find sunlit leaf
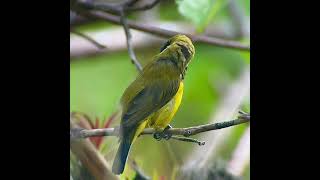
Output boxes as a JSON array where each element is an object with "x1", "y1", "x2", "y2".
[{"x1": 176, "y1": 0, "x2": 227, "y2": 32}]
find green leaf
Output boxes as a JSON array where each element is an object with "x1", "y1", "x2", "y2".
[{"x1": 176, "y1": 0, "x2": 227, "y2": 32}]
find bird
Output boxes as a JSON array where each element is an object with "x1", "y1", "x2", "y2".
[{"x1": 112, "y1": 34, "x2": 195, "y2": 175}]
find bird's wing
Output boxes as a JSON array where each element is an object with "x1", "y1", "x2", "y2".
[{"x1": 121, "y1": 61, "x2": 181, "y2": 129}]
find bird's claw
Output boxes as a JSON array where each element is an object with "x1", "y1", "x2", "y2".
[
  {"x1": 153, "y1": 125, "x2": 173, "y2": 141},
  {"x1": 163, "y1": 132, "x2": 172, "y2": 140},
  {"x1": 153, "y1": 132, "x2": 163, "y2": 141}
]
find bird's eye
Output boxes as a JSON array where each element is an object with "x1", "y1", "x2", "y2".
[{"x1": 160, "y1": 41, "x2": 170, "y2": 52}]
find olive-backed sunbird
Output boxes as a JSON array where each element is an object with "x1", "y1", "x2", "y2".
[{"x1": 112, "y1": 34, "x2": 195, "y2": 175}]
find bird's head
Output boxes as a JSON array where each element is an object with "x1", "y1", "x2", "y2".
[{"x1": 159, "y1": 34, "x2": 195, "y2": 68}]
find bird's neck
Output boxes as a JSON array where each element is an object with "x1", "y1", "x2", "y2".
[{"x1": 157, "y1": 48, "x2": 189, "y2": 80}]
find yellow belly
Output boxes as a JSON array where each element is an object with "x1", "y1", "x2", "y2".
[
  {"x1": 133, "y1": 82, "x2": 184, "y2": 139},
  {"x1": 147, "y1": 82, "x2": 184, "y2": 130}
]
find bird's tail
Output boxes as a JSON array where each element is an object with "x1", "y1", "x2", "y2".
[{"x1": 112, "y1": 133, "x2": 133, "y2": 175}]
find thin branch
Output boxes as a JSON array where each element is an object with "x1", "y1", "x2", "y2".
[
  {"x1": 125, "y1": 0, "x2": 161, "y2": 11},
  {"x1": 75, "y1": 0, "x2": 159, "y2": 14},
  {"x1": 73, "y1": 1, "x2": 144, "y2": 71},
  {"x1": 119, "y1": 10, "x2": 143, "y2": 72},
  {"x1": 121, "y1": 0, "x2": 140, "y2": 7},
  {"x1": 77, "y1": 1, "x2": 121, "y2": 14},
  {"x1": 74, "y1": 10, "x2": 250, "y2": 51},
  {"x1": 170, "y1": 136, "x2": 205, "y2": 146},
  {"x1": 70, "y1": 112, "x2": 250, "y2": 140},
  {"x1": 70, "y1": 29, "x2": 107, "y2": 49}
]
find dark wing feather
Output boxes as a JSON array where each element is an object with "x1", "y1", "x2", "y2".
[{"x1": 121, "y1": 77, "x2": 180, "y2": 129}]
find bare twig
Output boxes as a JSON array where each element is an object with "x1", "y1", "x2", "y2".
[
  {"x1": 171, "y1": 136, "x2": 205, "y2": 146},
  {"x1": 77, "y1": 1, "x2": 121, "y2": 14},
  {"x1": 74, "y1": 10, "x2": 250, "y2": 51},
  {"x1": 70, "y1": 20, "x2": 247, "y2": 58},
  {"x1": 70, "y1": 29, "x2": 107, "y2": 49},
  {"x1": 73, "y1": 0, "x2": 144, "y2": 71},
  {"x1": 120, "y1": 0, "x2": 140, "y2": 7},
  {"x1": 119, "y1": 10, "x2": 143, "y2": 71},
  {"x1": 70, "y1": 112, "x2": 249, "y2": 140},
  {"x1": 75, "y1": 0, "x2": 160, "y2": 14},
  {"x1": 125, "y1": 0, "x2": 161, "y2": 11}
]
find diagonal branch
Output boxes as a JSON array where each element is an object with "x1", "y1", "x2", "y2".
[
  {"x1": 118, "y1": 0, "x2": 140, "y2": 7},
  {"x1": 119, "y1": 10, "x2": 143, "y2": 72},
  {"x1": 70, "y1": 28, "x2": 107, "y2": 49},
  {"x1": 73, "y1": 0, "x2": 144, "y2": 71},
  {"x1": 125, "y1": 0, "x2": 161, "y2": 11},
  {"x1": 74, "y1": 10, "x2": 250, "y2": 51},
  {"x1": 75, "y1": 0, "x2": 160, "y2": 14}
]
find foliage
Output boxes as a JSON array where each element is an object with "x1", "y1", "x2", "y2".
[{"x1": 176, "y1": 0, "x2": 227, "y2": 32}]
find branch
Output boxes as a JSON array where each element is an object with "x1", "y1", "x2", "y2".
[
  {"x1": 181, "y1": 68, "x2": 250, "y2": 174},
  {"x1": 76, "y1": 1, "x2": 121, "y2": 14},
  {"x1": 125, "y1": 0, "x2": 161, "y2": 11},
  {"x1": 70, "y1": 112, "x2": 250, "y2": 142},
  {"x1": 170, "y1": 136, "x2": 206, "y2": 146},
  {"x1": 77, "y1": 0, "x2": 160, "y2": 13},
  {"x1": 121, "y1": 0, "x2": 140, "y2": 7},
  {"x1": 73, "y1": 0, "x2": 144, "y2": 71},
  {"x1": 74, "y1": 10, "x2": 250, "y2": 51},
  {"x1": 70, "y1": 28, "x2": 107, "y2": 49},
  {"x1": 119, "y1": 10, "x2": 143, "y2": 71}
]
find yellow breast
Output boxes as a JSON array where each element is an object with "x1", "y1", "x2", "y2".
[
  {"x1": 133, "y1": 82, "x2": 184, "y2": 140},
  {"x1": 146, "y1": 82, "x2": 184, "y2": 130}
]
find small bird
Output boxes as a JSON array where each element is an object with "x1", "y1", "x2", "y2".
[{"x1": 112, "y1": 34, "x2": 195, "y2": 175}]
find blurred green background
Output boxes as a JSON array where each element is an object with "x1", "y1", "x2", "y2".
[{"x1": 71, "y1": 0, "x2": 250, "y2": 179}]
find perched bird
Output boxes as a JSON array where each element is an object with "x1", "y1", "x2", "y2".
[{"x1": 112, "y1": 34, "x2": 195, "y2": 175}]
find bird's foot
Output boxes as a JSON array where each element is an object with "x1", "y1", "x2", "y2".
[
  {"x1": 153, "y1": 124, "x2": 173, "y2": 141},
  {"x1": 153, "y1": 131, "x2": 163, "y2": 141},
  {"x1": 163, "y1": 124, "x2": 172, "y2": 140}
]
